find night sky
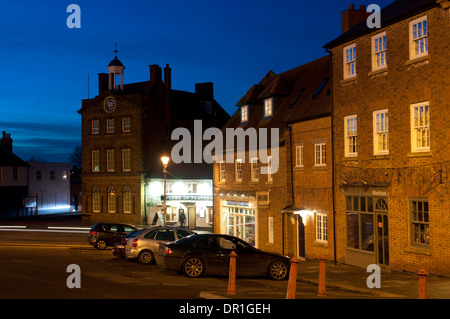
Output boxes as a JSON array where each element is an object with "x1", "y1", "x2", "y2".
[{"x1": 0, "y1": 0, "x2": 394, "y2": 163}]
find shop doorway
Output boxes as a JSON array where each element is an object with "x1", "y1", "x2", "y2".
[
  {"x1": 188, "y1": 206, "x2": 196, "y2": 230},
  {"x1": 374, "y1": 198, "x2": 389, "y2": 269},
  {"x1": 297, "y1": 215, "x2": 305, "y2": 259}
]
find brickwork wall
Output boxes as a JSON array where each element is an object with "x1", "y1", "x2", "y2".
[
  {"x1": 330, "y1": 6, "x2": 450, "y2": 275},
  {"x1": 291, "y1": 116, "x2": 334, "y2": 261}
]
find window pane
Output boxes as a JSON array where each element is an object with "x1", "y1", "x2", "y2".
[
  {"x1": 347, "y1": 213, "x2": 359, "y2": 249},
  {"x1": 361, "y1": 214, "x2": 374, "y2": 252}
]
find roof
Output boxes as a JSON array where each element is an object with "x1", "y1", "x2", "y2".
[
  {"x1": 0, "y1": 148, "x2": 28, "y2": 167},
  {"x1": 324, "y1": 0, "x2": 438, "y2": 49},
  {"x1": 108, "y1": 57, "x2": 125, "y2": 67},
  {"x1": 220, "y1": 55, "x2": 331, "y2": 151}
]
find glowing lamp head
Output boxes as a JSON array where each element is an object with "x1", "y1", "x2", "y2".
[{"x1": 161, "y1": 156, "x2": 170, "y2": 167}]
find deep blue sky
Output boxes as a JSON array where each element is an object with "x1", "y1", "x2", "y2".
[{"x1": 0, "y1": 0, "x2": 394, "y2": 163}]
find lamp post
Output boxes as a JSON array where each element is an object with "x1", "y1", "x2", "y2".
[{"x1": 161, "y1": 156, "x2": 170, "y2": 227}]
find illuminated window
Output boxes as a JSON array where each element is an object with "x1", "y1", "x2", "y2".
[
  {"x1": 123, "y1": 187, "x2": 132, "y2": 213},
  {"x1": 251, "y1": 158, "x2": 259, "y2": 182},
  {"x1": 373, "y1": 109, "x2": 389, "y2": 155},
  {"x1": 264, "y1": 98, "x2": 273, "y2": 117},
  {"x1": 235, "y1": 159, "x2": 242, "y2": 182},
  {"x1": 314, "y1": 143, "x2": 326, "y2": 166},
  {"x1": 409, "y1": 16, "x2": 428, "y2": 60},
  {"x1": 107, "y1": 187, "x2": 116, "y2": 213},
  {"x1": 92, "y1": 187, "x2": 100, "y2": 213},
  {"x1": 107, "y1": 149, "x2": 115, "y2": 172},
  {"x1": 295, "y1": 145, "x2": 304, "y2": 168},
  {"x1": 92, "y1": 120, "x2": 100, "y2": 134},
  {"x1": 316, "y1": 213, "x2": 328, "y2": 242},
  {"x1": 410, "y1": 198, "x2": 429, "y2": 248},
  {"x1": 107, "y1": 119, "x2": 115, "y2": 134},
  {"x1": 122, "y1": 118, "x2": 131, "y2": 133},
  {"x1": 92, "y1": 150, "x2": 100, "y2": 172},
  {"x1": 219, "y1": 161, "x2": 226, "y2": 182},
  {"x1": 411, "y1": 102, "x2": 430, "y2": 152},
  {"x1": 372, "y1": 32, "x2": 387, "y2": 70},
  {"x1": 344, "y1": 115, "x2": 357, "y2": 157},
  {"x1": 122, "y1": 149, "x2": 131, "y2": 172},
  {"x1": 343, "y1": 43, "x2": 357, "y2": 79},
  {"x1": 241, "y1": 105, "x2": 248, "y2": 123}
]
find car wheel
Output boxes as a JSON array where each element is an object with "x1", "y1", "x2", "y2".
[
  {"x1": 138, "y1": 250, "x2": 154, "y2": 265},
  {"x1": 95, "y1": 239, "x2": 107, "y2": 250},
  {"x1": 267, "y1": 260, "x2": 288, "y2": 280},
  {"x1": 182, "y1": 257, "x2": 204, "y2": 278}
]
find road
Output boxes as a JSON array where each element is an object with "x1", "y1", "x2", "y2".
[{"x1": 0, "y1": 229, "x2": 295, "y2": 299}]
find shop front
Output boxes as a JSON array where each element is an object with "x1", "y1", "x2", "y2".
[
  {"x1": 217, "y1": 195, "x2": 258, "y2": 247},
  {"x1": 146, "y1": 179, "x2": 213, "y2": 231}
]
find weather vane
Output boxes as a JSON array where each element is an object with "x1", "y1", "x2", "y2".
[{"x1": 114, "y1": 41, "x2": 119, "y2": 58}]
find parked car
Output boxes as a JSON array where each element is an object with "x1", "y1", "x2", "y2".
[
  {"x1": 155, "y1": 233, "x2": 290, "y2": 280},
  {"x1": 88, "y1": 223, "x2": 139, "y2": 250},
  {"x1": 124, "y1": 226, "x2": 195, "y2": 265},
  {"x1": 112, "y1": 229, "x2": 141, "y2": 258}
]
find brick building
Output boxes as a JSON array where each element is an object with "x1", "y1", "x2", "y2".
[
  {"x1": 78, "y1": 55, "x2": 229, "y2": 227},
  {"x1": 324, "y1": 0, "x2": 450, "y2": 275},
  {"x1": 213, "y1": 56, "x2": 331, "y2": 257}
]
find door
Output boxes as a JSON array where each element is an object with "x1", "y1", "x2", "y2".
[
  {"x1": 216, "y1": 236, "x2": 261, "y2": 276},
  {"x1": 376, "y1": 213, "x2": 389, "y2": 268},
  {"x1": 188, "y1": 206, "x2": 196, "y2": 230},
  {"x1": 297, "y1": 215, "x2": 305, "y2": 259}
]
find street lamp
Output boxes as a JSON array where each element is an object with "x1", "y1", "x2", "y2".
[{"x1": 161, "y1": 156, "x2": 170, "y2": 226}]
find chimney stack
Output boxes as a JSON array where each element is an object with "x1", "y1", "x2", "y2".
[
  {"x1": 341, "y1": 4, "x2": 371, "y2": 33},
  {"x1": 98, "y1": 73, "x2": 109, "y2": 94},
  {"x1": 0, "y1": 131, "x2": 13, "y2": 153},
  {"x1": 149, "y1": 64, "x2": 162, "y2": 86},
  {"x1": 164, "y1": 64, "x2": 171, "y2": 90}
]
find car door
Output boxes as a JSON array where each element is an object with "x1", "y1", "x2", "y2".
[
  {"x1": 154, "y1": 229, "x2": 176, "y2": 253},
  {"x1": 216, "y1": 236, "x2": 261, "y2": 276},
  {"x1": 190, "y1": 236, "x2": 222, "y2": 274},
  {"x1": 143, "y1": 228, "x2": 159, "y2": 252}
]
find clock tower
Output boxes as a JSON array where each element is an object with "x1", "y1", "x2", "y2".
[{"x1": 107, "y1": 44, "x2": 125, "y2": 91}]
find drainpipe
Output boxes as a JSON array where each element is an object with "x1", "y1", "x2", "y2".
[{"x1": 325, "y1": 47, "x2": 337, "y2": 265}]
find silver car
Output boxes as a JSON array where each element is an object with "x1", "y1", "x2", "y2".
[{"x1": 124, "y1": 226, "x2": 194, "y2": 265}]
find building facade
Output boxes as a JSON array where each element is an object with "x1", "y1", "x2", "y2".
[
  {"x1": 324, "y1": 0, "x2": 450, "y2": 275},
  {"x1": 78, "y1": 56, "x2": 229, "y2": 228},
  {"x1": 213, "y1": 56, "x2": 332, "y2": 258}
]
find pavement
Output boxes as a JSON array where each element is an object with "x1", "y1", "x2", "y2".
[{"x1": 2, "y1": 212, "x2": 450, "y2": 299}]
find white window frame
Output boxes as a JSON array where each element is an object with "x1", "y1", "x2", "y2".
[
  {"x1": 295, "y1": 145, "x2": 304, "y2": 168},
  {"x1": 373, "y1": 109, "x2": 389, "y2": 155},
  {"x1": 107, "y1": 187, "x2": 116, "y2": 213},
  {"x1": 91, "y1": 120, "x2": 100, "y2": 135},
  {"x1": 371, "y1": 32, "x2": 387, "y2": 71},
  {"x1": 122, "y1": 118, "x2": 131, "y2": 133},
  {"x1": 219, "y1": 161, "x2": 226, "y2": 183},
  {"x1": 409, "y1": 16, "x2": 428, "y2": 60},
  {"x1": 92, "y1": 187, "x2": 100, "y2": 213},
  {"x1": 344, "y1": 115, "x2": 358, "y2": 157},
  {"x1": 122, "y1": 149, "x2": 131, "y2": 172},
  {"x1": 92, "y1": 150, "x2": 100, "y2": 172},
  {"x1": 314, "y1": 143, "x2": 326, "y2": 167},
  {"x1": 235, "y1": 159, "x2": 242, "y2": 182},
  {"x1": 343, "y1": 43, "x2": 357, "y2": 79},
  {"x1": 267, "y1": 156, "x2": 273, "y2": 182},
  {"x1": 107, "y1": 119, "x2": 115, "y2": 134},
  {"x1": 241, "y1": 105, "x2": 248, "y2": 123},
  {"x1": 251, "y1": 158, "x2": 259, "y2": 182},
  {"x1": 316, "y1": 213, "x2": 328, "y2": 243},
  {"x1": 107, "y1": 149, "x2": 115, "y2": 172},
  {"x1": 123, "y1": 187, "x2": 132, "y2": 214},
  {"x1": 264, "y1": 98, "x2": 273, "y2": 117},
  {"x1": 410, "y1": 102, "x2": 430, "y2": 152}
]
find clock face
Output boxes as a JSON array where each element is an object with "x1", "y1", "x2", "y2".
[{"x1": 104, "y1": 97, "x2": 116, "y2": 113}]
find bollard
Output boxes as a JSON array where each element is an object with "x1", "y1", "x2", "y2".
[
  {"x1": 318, "y1": 256, "x2": 327, "y2": 297},
  {"x1": 286, "y1": 257, "x2": 299, "y2": 299},
  {"x1": 418, "y1": 268, "x2": 428, "y2": 299},
  {"x1": 227, "y1": 251, "x2": 237, "y2": 295}
]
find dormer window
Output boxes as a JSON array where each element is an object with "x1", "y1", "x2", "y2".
[
  {"x1": 264, "y1": 98, "x2": 273, "y2": 117},
  {"x1": 241, "y1": 105, "x2": 248, "y2": 123}
]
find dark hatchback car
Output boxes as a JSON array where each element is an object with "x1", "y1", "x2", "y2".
[
  {"x1": 88, "y1": 223, "x2": 139, "y2": 250},
  {"x1": 156, "y1": 234, "x2": 291, "y2": 280}
]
